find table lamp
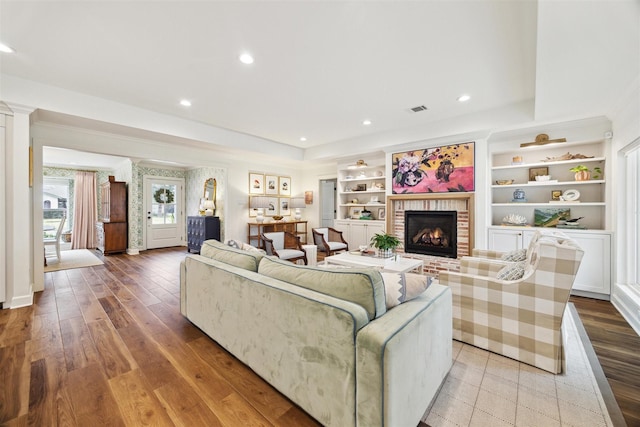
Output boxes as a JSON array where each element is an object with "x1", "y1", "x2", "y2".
[
  {"x1": 250, "y1": 196, "x2": 270, "y2": 223},
  {"x1": 290, "y1": 197, "x2": 306, "y2": 220},
  {"x1": 203, "y1": 199, "x2": 215, "y2": 216}
]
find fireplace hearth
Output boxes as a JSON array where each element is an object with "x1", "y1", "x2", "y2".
[{"x1": 404, "y1": 210, "x2": 457, "y2": 258}]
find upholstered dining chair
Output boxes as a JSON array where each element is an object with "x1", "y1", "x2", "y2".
[
  {"x1": 44, "y1": 212, "x2": 66, "y2": 263},
  {"x1": 438, "y1": 231, "x2": 584, "y2": 374},
  {"x1": 312, "y1": 227, "x2": 348, "y2": 256},
  {"x1": 261, "y1": 231, "x2": 307, "y2": 264}
]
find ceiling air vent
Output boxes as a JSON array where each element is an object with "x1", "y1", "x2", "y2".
[{"x1": 409, "y1": 105, "x2": 428, "y2": 113}]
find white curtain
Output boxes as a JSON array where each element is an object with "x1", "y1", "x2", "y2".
[{"x1": 71, "y1": 171, "x2": 97, "y2": 249}]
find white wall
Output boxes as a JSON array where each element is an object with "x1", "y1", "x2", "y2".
[{"x1": 611, "y1": 76, "x2": 640, "y2": 335}]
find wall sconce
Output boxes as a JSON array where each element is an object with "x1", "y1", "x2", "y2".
[
  {"x1": 520, "y1": 133, "x2": 567, "y2": 148},
  {"x1": 250, "y1": 196, "x2": 271, "y2": 223},
  {"x1": 290, "y1": 197, "x2": 306, "y2": 220}
]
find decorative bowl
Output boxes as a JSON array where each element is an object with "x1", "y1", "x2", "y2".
[
  {"x1": 502, "y1": 214, "x2": 528, "y2": 226},
  {"x1": 535, "y1": 175, "x2": 551, "y2": 182},
  {"x1": 272, "y1": 215, "x2": 284, "y2": 221},
  {"x1": 495, "y1": 179, "x2": 514, "y2": 185}
]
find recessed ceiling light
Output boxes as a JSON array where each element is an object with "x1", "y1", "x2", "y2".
[
  {"x1": 180, "y1": 99, "x2": 192, "y2": 107},
  {"x1": 239, "y1": 53, "x2": 254, "y2": 65},
  {"x1": 362, "y1": 119, "x2": 372, "y2": 126},
  {"x1": 457, "y1": 94, "x2": 471, "y2": 102},
  {"x1": 300, "y1": 137, "x2": 307, "y2": 142},
  {"x1": 0, "y1": 43, "x2": 15, "y2": 53}
]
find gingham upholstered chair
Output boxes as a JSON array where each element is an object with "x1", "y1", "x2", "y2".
[
  {"x1": 438, "y1": 232, "x2": 584, "y2": 374},
  {"x1": 312, "y1": 227, "x2": 348, "y2": 256},
  {"x1": 261, "y1": 231, "x2": 308, "y2": 265}
]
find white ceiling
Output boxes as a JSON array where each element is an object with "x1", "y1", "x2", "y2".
[{"x1": 1, "y1": 1, "x2": 638, "y2": 165}]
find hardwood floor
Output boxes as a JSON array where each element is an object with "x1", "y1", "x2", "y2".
[
  {"x1": 2, "y1": 247, "x2": 639, "y2": 426},
  {"x1": 0, "y1": 247, "x2": 320, "y2": 426},
  {"x1": 571, "y1": 295, "x2": 640, "y2": 427}
]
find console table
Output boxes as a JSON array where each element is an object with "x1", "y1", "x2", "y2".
[
  {"x1": 248, "y1": 220, "x2": 308, "y2": 248},
  {"x1": 187, "y1": 216, "x2": 221, "y2": 253}
]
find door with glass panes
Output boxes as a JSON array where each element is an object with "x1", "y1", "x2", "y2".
[{"x1": 144, "y1": 177, "x2": 184, "y2": 249}]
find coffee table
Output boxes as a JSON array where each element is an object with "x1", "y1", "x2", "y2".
[{"x1": 323, "y1": 252, "x2": 423, "y2": 274}]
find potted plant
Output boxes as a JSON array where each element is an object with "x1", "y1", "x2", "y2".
[
  {"x1": 370, "y1": 232, "x2": 401, "y2": 258},
  {"x1": 569, "y1": 165, "x2": 603, "y2": 181}
]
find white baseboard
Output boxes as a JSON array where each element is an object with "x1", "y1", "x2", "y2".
[
  {"x1": 611, "y1": 282, "x2": 640, "y2": 337},
  {"x1": 126, "y1": 248, "x2": 140, "y2": 255}
]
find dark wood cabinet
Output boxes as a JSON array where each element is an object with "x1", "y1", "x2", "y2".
[
  {"x1": 97, "y1": 176, "x2": 127, "y2": 254},
  {"x1": 187, "y1": 216, "x2": 221, "y2": 253}
]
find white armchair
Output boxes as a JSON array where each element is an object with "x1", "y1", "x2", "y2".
[
  {"x1": 312, "y1": 227, "x2": 348, "y2": 256},
  {"x1": 438, "y1": 232, "x2": 584, "y2": 373},
  {"x1": 261, "y1": 231, "x2": 307, "y2": 264},
  {"x1": 44, "y1": 212, "x2": 66, "y2": 263}
]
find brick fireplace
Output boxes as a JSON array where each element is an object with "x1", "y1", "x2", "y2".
[{"x1": 386, "y1": 193, "x2": 474, "y2": 276}]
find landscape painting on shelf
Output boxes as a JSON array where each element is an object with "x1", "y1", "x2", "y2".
[{"x1": 392, "y1": 142, "x2": 475, "y2": 194}]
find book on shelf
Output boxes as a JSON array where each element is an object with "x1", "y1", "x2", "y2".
[{"x1": 556, "y1": 224, "x2": 587, "y2": 229}]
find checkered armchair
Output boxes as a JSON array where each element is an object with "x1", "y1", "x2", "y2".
[{"x1": 438, "y1": 232, "x2": 584, "y2": 373}]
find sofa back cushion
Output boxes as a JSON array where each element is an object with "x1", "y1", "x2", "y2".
[
  {"x1": 200, "y1": 239, "x2": 264, "y2": 271},
  {"x1": 258, "y1": 256, "x2": 386, "y2": 320}
]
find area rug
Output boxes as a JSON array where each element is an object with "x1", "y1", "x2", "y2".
[
  {"x1": 44, "y1": 249, "x2": 103, "y2": 272},
  {"x1": 421, "y1": 303, "x2": 626, "y2": 427}
]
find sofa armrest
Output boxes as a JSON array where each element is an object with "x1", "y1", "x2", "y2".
[{"x1": 356, "y1": 284, "x2": 452, "y2": 427}]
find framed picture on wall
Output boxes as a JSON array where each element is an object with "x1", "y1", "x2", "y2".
[
  {"x1": 392, "y1": 142, "x2": 475, "y2": 194},
  {"x1": 378, "y1": 208, "x2": 386, "y2": 220},
  {"x1": 249, "y1": 173, "x2": 264, "y2": 194},
  {"x1": 279, "y1": 176, "x2": 291, "y2": 196},
  {"x1": 265, "y1": 175, "x2": 279, "y2": 195},
  {"x1": 265, "y1": 197, "x2": 279, "y2": 216},
  {"x1": 280, "y1": 198, "x2": 291, "y2": 216}
]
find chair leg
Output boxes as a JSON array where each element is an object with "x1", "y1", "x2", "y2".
[{"x1": 55, "y1": 242, "x2": 61, "y2": 261}]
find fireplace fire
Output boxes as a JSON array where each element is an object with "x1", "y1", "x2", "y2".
[{"x1": 404, "y1": 210, "x2": 457, "y2": 258}]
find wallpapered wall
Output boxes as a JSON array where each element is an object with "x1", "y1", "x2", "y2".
[
  {"x1": 44, "y1": 164, "x2": 227, "y2": 251},
  {"x1": 43, "y1": 167, "x2": 112, "y2": 231}
]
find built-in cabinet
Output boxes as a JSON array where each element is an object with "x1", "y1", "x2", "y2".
[
  {"x1": 490, "y1": 140, "x2": 607, "y2": 230},
  {"x1": 96, "y1": 176, "x2": 127, "y2": 255},
  {"x1": 487, "y1": 118, "x2": 613, "y2": 298},
  {"x1": 337, "y1": 162, "x2": 386, "y2": 220},
  {"x1": 334, "y1": 158, "x2": 386, "y2": 248},
  {"x1": 487, "y1": 227, "x2": 612, "y2": 298},
  {"x1": 334, "y1": 220, "x2": 385, "y2": 250}
]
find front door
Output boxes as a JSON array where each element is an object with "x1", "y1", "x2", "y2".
[{"x1": 144, "y1": 177, "x2": 184, "y2": 249}]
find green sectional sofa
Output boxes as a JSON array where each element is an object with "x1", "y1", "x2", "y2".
[{"x1": 180, "y1": 239, "x2": 452, "y2": 427}]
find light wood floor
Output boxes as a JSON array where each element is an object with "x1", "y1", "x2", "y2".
[{"x1": 1, "y1": 247, "x2": 639, "y2": 426}]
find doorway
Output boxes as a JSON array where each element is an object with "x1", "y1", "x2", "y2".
[
  {"x1": 319, "y1": 179, "x2": 337, "y2": 227},
  {"x1": 144, "y1": 176, "x2": 185, "y2": 249}
]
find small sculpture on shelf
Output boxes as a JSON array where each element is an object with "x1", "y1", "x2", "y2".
[
  {"x1": 502, "y1": 214, "x2": 528, "y2": 226},
  {"x1": 512, "y1": 188, "x2": 527, "y2": 202}
]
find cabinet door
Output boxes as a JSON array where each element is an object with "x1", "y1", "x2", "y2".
[
  {"x1": 365, "y1": 222, "x2": 385, "y2": 242},
  {"x1": 566, "y1": 232, "x2": 611, "y2": 296},
  {"x1": 348, "y1": 222, "x2": 369, "y2": 249},
  {"x1": 488, "y1": 228, "x2": 526, "y2": 251}
]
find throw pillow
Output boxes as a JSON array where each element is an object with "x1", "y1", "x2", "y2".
[
  {"x1": 241, "y1": 243, "x2": 266, "y2": 254},
  {"x1": 501, "y1": 248, "x2": 527, "y2": 262},
  {"x1": 226, "y1": 239, "x2": 241, "y2": 249},
  {"x1": 496, "y1": 261, "x2": 526, "y2": 281},
  {"x1": 380, "y1": 272, "x2": 432, "y2": 309}
]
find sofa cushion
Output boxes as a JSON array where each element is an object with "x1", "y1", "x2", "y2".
[
  {"x1": 380, "y1": 272, "x2": 433, "y2": 309},
  {"x1": 200, "y1": 239, "x2": 264, "y2": 271},
  {"x1": 500, "y1": 248, "x2": 527, "y2": 262},
  {"x1": 496, "y1": 261, "x2": 526, "y2": 281},
  {"x1": 258, "y1": 256, "x2": 386, "y2": 320}
]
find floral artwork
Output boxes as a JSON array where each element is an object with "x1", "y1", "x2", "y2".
[{"x1": 392, "y1": 142, "x2": 475, "y2": 194}]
